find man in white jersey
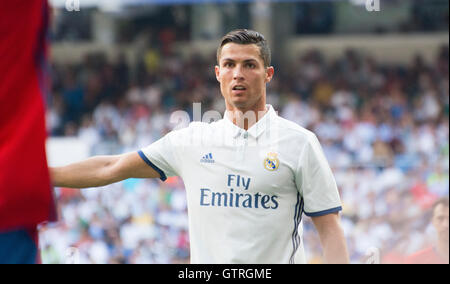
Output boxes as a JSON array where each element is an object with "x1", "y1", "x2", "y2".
[{"x1": 51, "y1": 29, "x2": 349, "y2": 264}]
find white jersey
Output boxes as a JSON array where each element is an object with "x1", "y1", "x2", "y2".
[{"x1": 139, "y1": 105, "x2": 342, "y2": 264}]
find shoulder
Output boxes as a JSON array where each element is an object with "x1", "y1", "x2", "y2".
[
  {"x1": 274, "y1": 115, "x2": 319, "y2": 145},
  {"x1": 166, "y1": 120, "x2": 223, "y2": 141},
  {"x1": 171, "y1": 120, "x2": 216, "y2": 133}
]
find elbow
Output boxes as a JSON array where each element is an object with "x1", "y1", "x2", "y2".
[{"x1": 101, "y1": 155, "x2": 124, "y2": 185}]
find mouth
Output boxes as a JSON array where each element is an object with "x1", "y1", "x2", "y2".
[{"x1": 231, "y1": 85, "x2": 247, "y2": 95}]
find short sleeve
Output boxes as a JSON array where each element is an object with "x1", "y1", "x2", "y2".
[
  {"x1": 295, "y1": 133, "x2": 342, "y2": 217},
  {"x1": 138, "y1": 130, "x2": 183, "y2": 181}
]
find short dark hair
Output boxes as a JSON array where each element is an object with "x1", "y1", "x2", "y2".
[{"x1": 217, "y1": 29, "x2": 271, "y2": 68}]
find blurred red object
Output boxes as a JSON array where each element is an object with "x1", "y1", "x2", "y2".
[
  {"x1": 0, "y1": 0, "x2": 56, "y2": 230},
  {"x1": 410, "y1": 181, "x2": 438, "y2": 210}
]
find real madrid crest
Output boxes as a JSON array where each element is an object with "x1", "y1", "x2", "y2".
[{"x1": 263, "y1": 152, "x2": 280, "y2": 171}]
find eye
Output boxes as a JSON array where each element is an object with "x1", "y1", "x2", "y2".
[
  {"x1": 223, "y1": 62, "x2": 234, "y2": 67},
  {"x1": 245, "y1": 63, "x2": 256, "y2": 68}
]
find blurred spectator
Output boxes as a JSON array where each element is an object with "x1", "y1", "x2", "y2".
[{"x1": 404, "y1": 197, "x2": 449, "y2": 264}]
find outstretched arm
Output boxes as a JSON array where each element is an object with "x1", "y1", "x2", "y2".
[
  {"x1": 50, "y1": 152, "x2": 161, "y2": 188},
  {"x1": 311, "y1": 212, "x2": 350, "y2": 264}
]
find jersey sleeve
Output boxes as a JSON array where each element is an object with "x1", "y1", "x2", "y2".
[
  {"x1": 138, "y1": 129, "x2": 184, "y2": 181},
  {"x1": 295, "y1": 133, "x2": 342, "y2": 217}
]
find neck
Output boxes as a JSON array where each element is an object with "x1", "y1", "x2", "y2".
[
  {"x1": 225, "y1": 99, "x2": 267, "y2": 130},
  {"x1": 437, "y1": 238, "x2": 449, "y2": 260}
]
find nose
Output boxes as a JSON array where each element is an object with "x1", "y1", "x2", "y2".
[{"x1": 233, "y1": 65, "x2": 244, "y2": 80}]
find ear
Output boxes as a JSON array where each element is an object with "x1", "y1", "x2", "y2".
[
  {"x1": 215, "y1": 65, "x2": 220, "y2": 82},
  {"x1": 265, "y1": 66, "x2": 274, "y2": 83}
]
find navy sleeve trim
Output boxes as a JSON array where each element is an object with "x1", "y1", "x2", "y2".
[
  {"x1": 304, "y1": 206, "x2": 342, "y2": 217},
  {"x1": 137, "y1": 150, "x2": 167, "y2": 182}
]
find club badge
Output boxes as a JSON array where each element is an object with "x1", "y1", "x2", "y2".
[{"x1": 264, "y1": 152, "x2": 280, "y2": 171}]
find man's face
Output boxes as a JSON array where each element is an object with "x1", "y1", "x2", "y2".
[
  {"x1": 432, "y1": 204, "x2": 449, "y2": 243},
  {"x1": 215, "y1": 43, "x2": 274, "y2": 111}
]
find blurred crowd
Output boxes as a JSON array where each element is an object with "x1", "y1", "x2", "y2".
[{"x1": 40, "y1": 43, "x2": 449, "y2": 264}]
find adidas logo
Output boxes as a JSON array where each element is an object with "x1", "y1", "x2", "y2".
[{"x1": 200, "y1": 153, "x2": 215, "y2": 164}]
